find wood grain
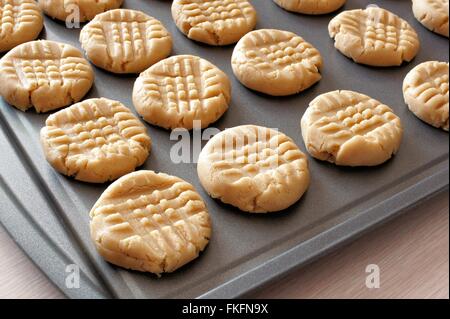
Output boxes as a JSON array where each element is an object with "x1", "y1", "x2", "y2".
[{"x1": 0, "y1": 191, "x2": 448, "y2": 299}]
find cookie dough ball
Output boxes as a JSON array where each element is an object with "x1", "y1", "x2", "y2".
[
  {"x1": 232, "y1": 29, "x2": 323, "y2": 96},
  {"x1": 0, "y1": 0, "x2": 44, "y2": 52},
  {"x1": 40, "y1": 98, "x2": 152, "y2": 183},
  {"x1": 198, "y1": 125, "x2": 310, "y2": 213},
  {"x1": 273, "y1": 0, "x2": 346, "y2": 15},
  {"x1": 403, "y1": 61, "x2": 449, "y2": 131},
  {"x1": 0, "y1": 40, "x2": 94, "y2": 112},
  {"x1": 90, "y1": 170, "x2": 211, "y2": 274},
  {"x1": 38, "y1": 0, "x2": 123, "y2": 22},
  {"x1": 301, "y1": 90, "x2": 403, "y2": 166},
  {"x1": 133, "y1": 55, "x2": 231, "y2": 130},
  {"x1": 80, "y1": 9, "x2": 173, "y2": 74},
  {"x1": 328, "y1": 7, "x2": 420, "y2": 67},
  {"x1": 172, "y1": 0, "x2": 257, "y2": 46},
  {"x1": 412, "y1": 0, "x2": 449, "y2": 37}
]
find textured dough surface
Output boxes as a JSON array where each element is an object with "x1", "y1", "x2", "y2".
[
  {"x1": 232, "y1": 29, "x2": 322, "y2": 96},
  {"x1": 133, "y1": 55, "x2": 231, "y2": 130},
  {"x1": 403, "y1": 61, "x2": 449, "y2": 131},
  {"x1": 412, "y1": 0, "x2": 449, "y2": 37},
  {"x1": 80, "y1": 9, "x2": 172, "y2": 74},
  {"x1": 40, "y1": 98, "x2": 151, "y2": 183},
  {"x1": 90, "y1": 170, "x2": 211, "y2": 274},
  {"x1": 328, "y1": 7, "x2": 420, "y2": 66},
  {"x1": 0, "y1": 0, "x2": 43, "y2": 52},
  {"x1": 198, "y1": 125, "x2": 310, "y2": 213},
  {"x1": 273, "y1": 0, "x2": 346, "y2": 15},
  {"x1": 172, "y1": 0, "x2": 257, "y2": 45},
  {"x1": 38, "y1": 0, "x2": 123, "y2": 22},
  {"x1": 0, "y1": 40, "x2": 94, "y2": 112},
  {"x1": 301, "y1": 90, "x2": 403, "y2": 166}
]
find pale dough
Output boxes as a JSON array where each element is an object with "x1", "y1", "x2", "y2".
[
  {"x1": 133, "y1": 55, "x2": 231, "y2": 130},
  {"x1": 171, "y1": 0, "x2": 257, "y2": 45},
  {"x1": 301, "y1": 90, "x2": 404, "y2": 166},
  {"x1": 273, "y1": 0, "x2": 346, "y2": 15},
  {"x1": 40, "y1": 98, "x2": 152, "y2": 183},
  {"x1": 328, "y1": 7, "x2": 420, "y2": 67},
  {"x1": 0, "y1": 40, "x2": 94, "y2": 112},
  {"x1": 80, "y1": 9, "x2": 173, "y2": 74},
  {"x1": 38, "y1": 0, "x2": 123, "y2": 22},
  {"x1": 232, "y1": 29, "x2": 323, "y2": 96},
  {"x1": 0, "y1": 0, "x2": 44, "y2": 52},
  {"x1": 412, "y1": 0, "x2": 449, "y2": 37},
  {"x1": 403, "y1": 61, "x2": 449, "y2": 131},
  {"x1": 197, "y1": 125, "x2": 310, "y2": 213},
  {"x1": 90, "y1": 170, "x2": 211, "y2": 274}
]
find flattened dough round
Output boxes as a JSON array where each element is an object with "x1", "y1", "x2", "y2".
[
  {"x1": 328, "y1": 7, "x2": 420, "y2": 66},
  {"x1": 232, "y1": 29, "x2": 323, "y2": 96},
  {"x1": 38, "y1": 0, "x2": 123, "y2": 22},
  {"x1": 40, "y1": 98, "x2": 151, "y2": 183},
  {"x1": 0, "y1": 0, "x2": 44, "y2": 52},
  {"x1": 198, "y1": 125, "x2": 310, "y2": 213},
  {"x1": 403, "y1": 61, "x2": 449, "y2": 131},
  {"x1": 273, "y1": 0, "x2": 346, "y2": 15},
  {"x1": 133, "y1": 55, "x2": 231, "y2": 130},
  {"x1": 301, "y1": 90, "x2": 404, "y2": 166},
  {"x1": 172, "y1": 0, "x2": 257, "y2": 45},
  {"x1": 412, "y1": 0, "x2": 449, "y2": 37},
  {"x1": 80, "y1": 9, "x2": 173, "y2": 74},
  {"x1": 0, "y1": 40, "x2": 94, "y2": 112},
  {"x1": 90, "y1": 170, "x2": 211, "y2": 274}
]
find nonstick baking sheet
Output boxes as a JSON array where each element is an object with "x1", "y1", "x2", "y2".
[{"x1": 0, "y1": 0, "x2": 448, "y2": 299}]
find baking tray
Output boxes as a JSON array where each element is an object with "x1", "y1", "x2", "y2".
[{"x1": 0, "y1": 0, "x2": 448, "y2": 299}]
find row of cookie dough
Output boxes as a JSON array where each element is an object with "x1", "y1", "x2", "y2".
[
  {"x1": 38, "y1": 61, "x2": 448, "y2": 187},
  {"x1": 0, "y1": 40, "x2": 231, "y2": 129},
  {"x1": 0, "y1": 6, "x2": 424, "y2": 111},
  {"x1": 0, "y1": 0, "x2": 254, "y2": 53},
  {"x1": 274, "y1": 0, "x2": 448, "y2": 38},
  {"x1": 0, "y1": 38, "x2": 447, "y2": 134},
  {"x1": 1, "y1": 0, "x2": 447, "y2": 56},
  {"x1": 0, "y1": 4, "x2": 440, "y2": 102}
]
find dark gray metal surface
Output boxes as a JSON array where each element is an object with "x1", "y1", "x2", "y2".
[{"x1": 0, "y1": 0, "x2": 448, "y2": 299}]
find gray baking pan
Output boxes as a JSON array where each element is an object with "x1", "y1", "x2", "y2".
[{"x1": 0, "y1": 0, "x2": 448, "y2": 299}]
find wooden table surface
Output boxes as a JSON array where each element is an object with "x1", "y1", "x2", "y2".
[{"x1": 0, "y1": 191, "x2": 448, "y2": 299}]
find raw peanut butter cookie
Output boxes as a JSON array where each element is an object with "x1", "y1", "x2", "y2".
[
  {"x1": 38, "y1": 0, "x2": 123, "y2": 22},
  {"x1": 231, "y1": 29, "x2": 323, "y2": 96},
  {"x1": 301, "y1": 90, "x2": 403, "y2": 166},
  {"x1": 0, "y1": 0, "x2": 44, "y2": 52},
  {"x1": 197, "y1": 125, "x2": 310, "y2": 213},
  {"x1": 80, "y1": 9, "x2": 173, "y2": 74},
  {"x1": 0, "y1": 40, "x2": 94, "y2": 112},
  {"x1": 403, "y1": 61, "x2": 449, "y2": 131},
  {"x1": 133, "y1": 55, "x2": 231, "y2": 130},
  {"x1": 90, "y1": 170, "x2": 211, "y2": 274},
  {"x1": 171, "y1": 0, "x2": 257, "y2": 46},
  {"x1": 273, "y1": 0, "x2": 346, "y2": 15},
  {"x1": 412, "y1": 0, "x2": 449, "y2": 37},
  {"x1": 40, "y1": 98, "x2": 151, "y2": 183},
  {"x1": 328, "y1": 7, "x2": 420, "y2": 67}
]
